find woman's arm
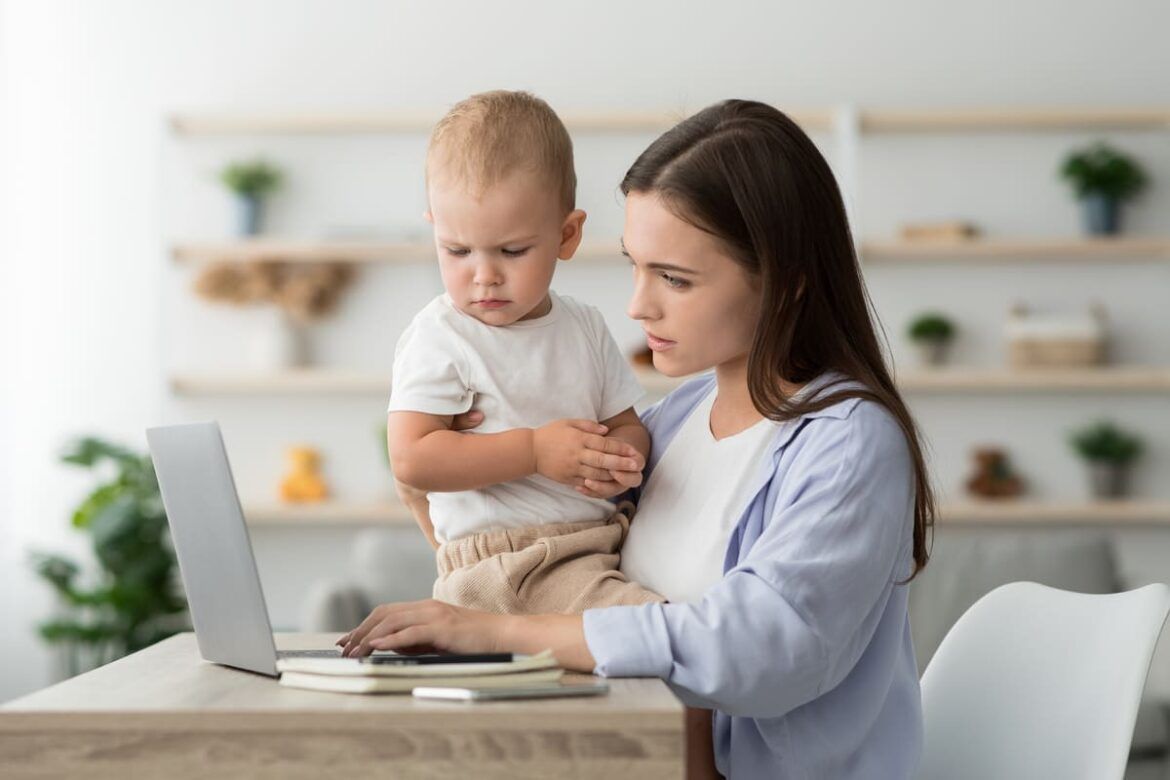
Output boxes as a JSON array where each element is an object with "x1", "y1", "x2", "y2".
[
  {"x1": 335, "y1": 599, "x2": 596, "y2": 670},
  {"x1": 583, "y1": 406, "x2": 916, "y2": 718}
]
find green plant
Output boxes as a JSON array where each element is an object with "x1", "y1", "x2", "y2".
[
  {"x1": 1069, "y1": 421, "x2": 1144, "y2": 464},
  {"x1": 907, "y1": 312, "x2": 956, "y2": 342},
  {"x1": 377, "y1": 421, "x2": 390, "y2": 468},
  {"x1": 219, "y1": 159, "x2": 283, "y2": 198},
  {"x1": 31, "y1": 437, "x2": 188, "y2": 676},
  {"x1": 1060, "y1": 142, "x2": 1148, "y2": 200}
]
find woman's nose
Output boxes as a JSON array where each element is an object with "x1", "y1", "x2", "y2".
[{"x1": 627, "y1": 276, "x2": 656, "y2": 321}]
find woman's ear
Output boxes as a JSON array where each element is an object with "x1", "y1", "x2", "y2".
[{"x1": 557, "y1": 209, "x2": 587, "y2": 260}]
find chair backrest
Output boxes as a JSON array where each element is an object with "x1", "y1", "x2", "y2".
[{"x1": 917, "y1": 581, "x2": 1170, "y2": 780}]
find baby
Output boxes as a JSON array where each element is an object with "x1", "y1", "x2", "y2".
[{"x1": 388, "y1": 90, "x2": 663, "y2": 614}]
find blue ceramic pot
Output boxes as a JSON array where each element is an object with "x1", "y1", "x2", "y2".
[
  {"x1": 236, "y1": 194, "x2": 263, "y2": 237},
  {"x1": 1081, "y1": 192, "x2": 1119, "y2": 236}
]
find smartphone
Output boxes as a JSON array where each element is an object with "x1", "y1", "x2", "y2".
[{"x1": 412, "y1": 680, "x2": 609, "y2": 701}]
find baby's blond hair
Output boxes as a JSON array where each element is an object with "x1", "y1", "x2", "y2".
[{"x1": 426, "y1": 90, "x2": 576, "y2": 213}]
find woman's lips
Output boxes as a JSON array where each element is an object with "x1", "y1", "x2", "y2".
[
  {"x1": 475, "y1": 299, "x2": 510, "y2": 309},
  {"x1": 646, "y1": 332, "x2": 676, "y2": 351}
]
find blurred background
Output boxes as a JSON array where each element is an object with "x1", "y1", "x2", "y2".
[{"x1": 3, "y1": 0, "x2": 1169, "y2": 772}]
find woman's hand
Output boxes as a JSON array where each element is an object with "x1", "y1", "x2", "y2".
[
  {"x1": 335, "y1": 601, "x2": 598, "y2": 671},
  {"x1": 336, "y1": 599, "x2": 508, "y2": 658}
]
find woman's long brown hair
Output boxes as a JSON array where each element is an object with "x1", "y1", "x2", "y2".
[{"x1": 622, "y1": 99, "x2": 935, "y2": 581}]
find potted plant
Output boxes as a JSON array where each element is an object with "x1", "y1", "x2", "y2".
[
  {"x1": 1059, "y1": 142, "x2": 1147, "y2": 236},
  {"x1": 1069, "y1": 420, "x2": 1144, "y2": 499},
  {"x1": 30, "y1": 437, "x2": 188, "y2": 677},
  {"x1": 907, "y1": 312, "x2": 956, "y2": 366},
  {"x1": 220, "y1": 158, "x2": 283, "y2": 236}
]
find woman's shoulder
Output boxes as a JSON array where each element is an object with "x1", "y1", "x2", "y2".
[{"x1": 790, "y1": 382, "x2": 911, "y2": 473}]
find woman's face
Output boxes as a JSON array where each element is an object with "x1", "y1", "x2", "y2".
[{"x1": 623, "y1": 192, "x2": 763, "y2": 378}]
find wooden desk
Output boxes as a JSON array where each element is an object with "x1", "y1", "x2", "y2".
[{"x1": 0, "y1": 633, "x2": 685, "y2": 778}]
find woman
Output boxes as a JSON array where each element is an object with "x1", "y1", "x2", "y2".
[{"x1": 340, "y1": 99, "x2": 935, "y2": 779}]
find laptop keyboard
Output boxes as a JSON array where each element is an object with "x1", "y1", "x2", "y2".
[{"x1": 277, "y1": 649, "x2": 344, "y2": 658}]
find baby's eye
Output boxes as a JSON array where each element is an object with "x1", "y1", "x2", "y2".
[
  {"x1": 660, "y1": 272, "x2": 689, "y2": 289},
  {"x1": 445, "y1": 247, "x2": 470, "y2": 257},
  {"x1": 501, "y1": 247, "x2": 531, "y2": 258}
]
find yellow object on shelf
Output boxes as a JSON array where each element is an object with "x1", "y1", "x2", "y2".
[{"x1": 279, "y1": 446, "x2": 329, "y2": 503}]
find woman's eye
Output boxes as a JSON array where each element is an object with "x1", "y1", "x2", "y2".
[
  {"x1": 445, "y1": 247, "x2": 470, "y2": 257},
  {"x1": 661, "y1": 272, "x2": 689, "y2": 289},
  {"x1": 501, "y1": 247, "x2": 530, "y2": 258}
]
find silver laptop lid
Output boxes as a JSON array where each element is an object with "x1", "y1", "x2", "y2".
[{"x1": 146, "y1": 422, "x2": 280, "y2": 676}]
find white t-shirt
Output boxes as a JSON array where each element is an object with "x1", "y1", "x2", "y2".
[
  {"x1": 388, "y1": 291, "x2": 644, "y2": 542},
  {"x1": 619, "y1": 386, "x2": 780, "y2": 603}
]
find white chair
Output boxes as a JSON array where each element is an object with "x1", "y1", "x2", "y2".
[{"x1": 917, "y1": 581, "x2": 1170, "y2": 780}]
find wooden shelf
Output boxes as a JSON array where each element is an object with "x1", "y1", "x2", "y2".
[
  {"x1": 861, "y1": 108, "x2": 1170, "y2": 133},
  {"x1": 169, "y1": 108, "x2": 834, "y2": 136},
  {"x1": 171, "y1": 239, "x2": 626, "y2": 265},
  {"x1": 861, "y1": 237, "x2": 1170, "y2": 263},
  {"x1": 898, "y1": 367, "x2": 1170, "y2": 393},
  {"x1": 170, "y1": 366, "x2": 1170, "y2": 397},
  {"x1": 170, "y1": 370, "x2": 391, "y2": 395},
  {"x1": 169, "y1": 107, "x2": 1170, "y2": 138},
  {"x1": 240, "y1": 499, "x2": 1170, "y2": 527},
  {"x1": 244, "y1": 501, "x2": 415, "y2": 526},
  {"x1": 939, "y1": 501, "x2": 1170, "y2": 527},
  {"x1": 169, "y1": 367, "x2": 686, "y2": 397}
]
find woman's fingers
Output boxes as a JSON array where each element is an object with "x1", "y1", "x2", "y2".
[
  {"x1": 369, "y1": 624, "x2": 434, "y2": 653},
  {"x1": 451, "y1": 410, "x2": 484, "y2": 432},
  {"x1": 353, "y1": 609, "x2": 425, "y2": 657},
  {"x1": 341, "y1": 601, "x2": 428, "y2": 657}
]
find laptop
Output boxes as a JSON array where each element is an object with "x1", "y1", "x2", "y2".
[{"x1": 146, "y1": 421, "x2": 348, "y2": 676}]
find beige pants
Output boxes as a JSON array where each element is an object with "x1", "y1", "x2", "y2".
[{"x1": 433, "y1": 503, "x2": 665, "y2": 614}]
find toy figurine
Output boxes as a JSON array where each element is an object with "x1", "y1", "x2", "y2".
[
  {"x1": 965, "y1": 447, "x2": 1025, "y2": 499},
  {"x1": 280, "y1": 446, "x2": 329, "y2": 502}
]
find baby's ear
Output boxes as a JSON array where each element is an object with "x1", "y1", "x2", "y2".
[
  {"x1": 423, "y1": 210, "x2": 434, "y2": 224},
  {"x1": 558, "y1": 209, "x2": 587, "y2": 260}
]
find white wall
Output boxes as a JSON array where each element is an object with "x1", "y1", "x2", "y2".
[{"x1": 4, "y1": 0, "x2": 1170, "y2": 703}]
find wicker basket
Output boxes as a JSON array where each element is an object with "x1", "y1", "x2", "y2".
[{"x1": 1008, "y1": 336, "x2": 1104, "y2": 368}]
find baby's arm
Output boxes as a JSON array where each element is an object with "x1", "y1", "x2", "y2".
[
  {"x1": 389, "y1": 411, "x2": 536, "y2": 492},
  {"x1": 389, "y1": 411, "x2": 642, "y2": 494}
]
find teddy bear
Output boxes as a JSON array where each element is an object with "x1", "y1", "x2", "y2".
[{"x1": 279, "y1": 446, "x2": 329, "y2": 502}]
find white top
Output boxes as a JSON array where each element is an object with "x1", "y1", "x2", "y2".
[
  {"x1": 619, "y1": 386, "x2": 780, "y2": 603},
  {"x1": 388, "y1": 291, "x2": 644, "y2": 542}
]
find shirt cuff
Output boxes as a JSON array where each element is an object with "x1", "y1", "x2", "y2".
[{"x1": 582, "y1": 603, "x2": 674, "y2": 679}]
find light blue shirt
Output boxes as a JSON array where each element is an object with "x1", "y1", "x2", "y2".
[{"x1": 583, "y1": 371, "x2": 923, "y2": 779}]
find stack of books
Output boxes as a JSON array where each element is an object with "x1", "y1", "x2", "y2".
[{"x1": 276, "y1": 650, "x2": 563, "y2": 694}]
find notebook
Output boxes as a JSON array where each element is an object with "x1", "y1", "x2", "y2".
[{"x1": 276, "y1": 649, "x2": 563, "y2": 694}]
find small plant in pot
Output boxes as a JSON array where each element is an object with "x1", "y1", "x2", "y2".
[
  {"x1": 1069, "y1": 420, "x2": 1143, "y2": 499},
  {"x1": 220, "y1": 159, "x2": 283, "y2": 236},
  {"x1": 907, "y1": 312, "x2": 956, "y2": 367},
  {"x1": 1059, "y1": 142, "x2": 1147, "y2": 236}
]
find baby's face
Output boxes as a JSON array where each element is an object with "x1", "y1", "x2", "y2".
[{"x1": 427, "y1": 171, "x2": 585, "y2": 326}]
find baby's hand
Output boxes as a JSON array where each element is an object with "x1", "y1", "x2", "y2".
[
  {"x1": 533, "y1": 419, "x2": 644, "y2": 488},
  {"x1": 575, "y1": 466, "x2": 642, "y2": 500}
]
